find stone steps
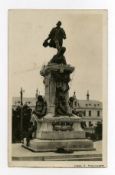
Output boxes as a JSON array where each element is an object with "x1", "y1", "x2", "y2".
[{"x1": 12, "y1": 153, "x2": 102, "y2": 161}]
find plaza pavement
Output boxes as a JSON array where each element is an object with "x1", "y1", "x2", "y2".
[{"x1": 11, "y1": 141, "x2": 102, "y2": 161}]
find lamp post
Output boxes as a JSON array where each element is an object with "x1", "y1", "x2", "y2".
[{"x1": 20, "y1": 87, "x2": 25, "y2": 142}]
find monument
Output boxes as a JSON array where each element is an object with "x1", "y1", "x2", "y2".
[{"x1": 23, "y1": 21, "x2": 95, "y2": 152}]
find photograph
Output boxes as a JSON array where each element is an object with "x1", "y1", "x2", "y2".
[{"x1": 8, "y1": 9, "x2": 107, "y2": 167}]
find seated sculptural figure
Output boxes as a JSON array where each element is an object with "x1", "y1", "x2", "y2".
[
  {"x1": 35, "y1": 95, "x2": 47, "y2": 118},
  {"x1": 49, "y1": 47, "x2": 66, "y2": 64}
]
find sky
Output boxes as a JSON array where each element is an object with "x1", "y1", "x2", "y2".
[{"x1": 9, "y1": 10, "x2": 107, "y2": 101}]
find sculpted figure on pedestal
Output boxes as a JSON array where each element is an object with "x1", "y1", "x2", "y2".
[
  {"x1": 43, "y1": 21, "x2": 67, "y2": 64},
  {"x1": 43, "y1": 21, "x2": 66, "y2": 51},
  {"x1": 35, "y1": 95, "x2": 47, "y2": 118}
]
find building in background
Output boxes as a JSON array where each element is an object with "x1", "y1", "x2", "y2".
[{"x1": 69, "y1": 91, "x2": 102, "y2": 128}]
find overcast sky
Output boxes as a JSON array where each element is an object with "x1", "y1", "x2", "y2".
[{"x1": 9, "y1": 10, "x2": 107, "y2": 101}]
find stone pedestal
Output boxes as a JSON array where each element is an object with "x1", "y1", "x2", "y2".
[
  {"x1": 35, "y1": 116, "x2": 86, "y2": 140},
  {"x1": 40, "y1": 63, "x2": 74, "y2": 116},
  {"x1": 23, "y1": 139, "x2": 94, "y2": 152},
  {"x1": 23, "y1": 63, "x2": 95, "y2": 152}
]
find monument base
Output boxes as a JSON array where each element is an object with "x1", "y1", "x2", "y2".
[
  {"x1": 23, "y1": 138, "x2": 95, "y2": 152},
  {"x1": 23, "y1": 115, "x2": 95, "y2": 152}
]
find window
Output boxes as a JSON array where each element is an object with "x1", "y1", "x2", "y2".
[
  {"x1": 84, "y1": 111, "x2": 86, "y2": 116},
  {"x1": 89, "y1": 110, "x2": 91, "y2": 116},
  {"x1": 97, "y1": 110, "x2": 100, "y2": 116}
]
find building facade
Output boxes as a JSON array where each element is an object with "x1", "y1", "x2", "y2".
[{"x1": 69, "y1": 91, "x2": 102, "y2": 128}]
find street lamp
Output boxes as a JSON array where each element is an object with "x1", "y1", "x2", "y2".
[{"x1": 20, "y1": 87, "x2": 25, "y2": 142}]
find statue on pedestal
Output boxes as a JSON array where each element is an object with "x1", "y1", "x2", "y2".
[
  {"x1": 42, "y1": 21, "x2": 71, "y2": 116},
  {"x1": 23, "y1": 21, "x2": 94, "y2": 152},
  {"x1": 43, "y1": 21, "x2": 67, "y2": 64}
]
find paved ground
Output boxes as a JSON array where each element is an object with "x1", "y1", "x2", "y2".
[{"x1": 11, "y1": 141, "x2": 102, "y2": 161}]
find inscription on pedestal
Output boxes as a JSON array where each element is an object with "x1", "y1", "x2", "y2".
[{"x1": 52, "y1": 121, "x2": 73, "y2": 131}]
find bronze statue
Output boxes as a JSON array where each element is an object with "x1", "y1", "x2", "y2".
[
  {"x1": 43, "y1": 21, "x2": 66, "y2": 52},
  {"x1": 43, "y1": 21, "x2": 67, "y2": 64}
]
